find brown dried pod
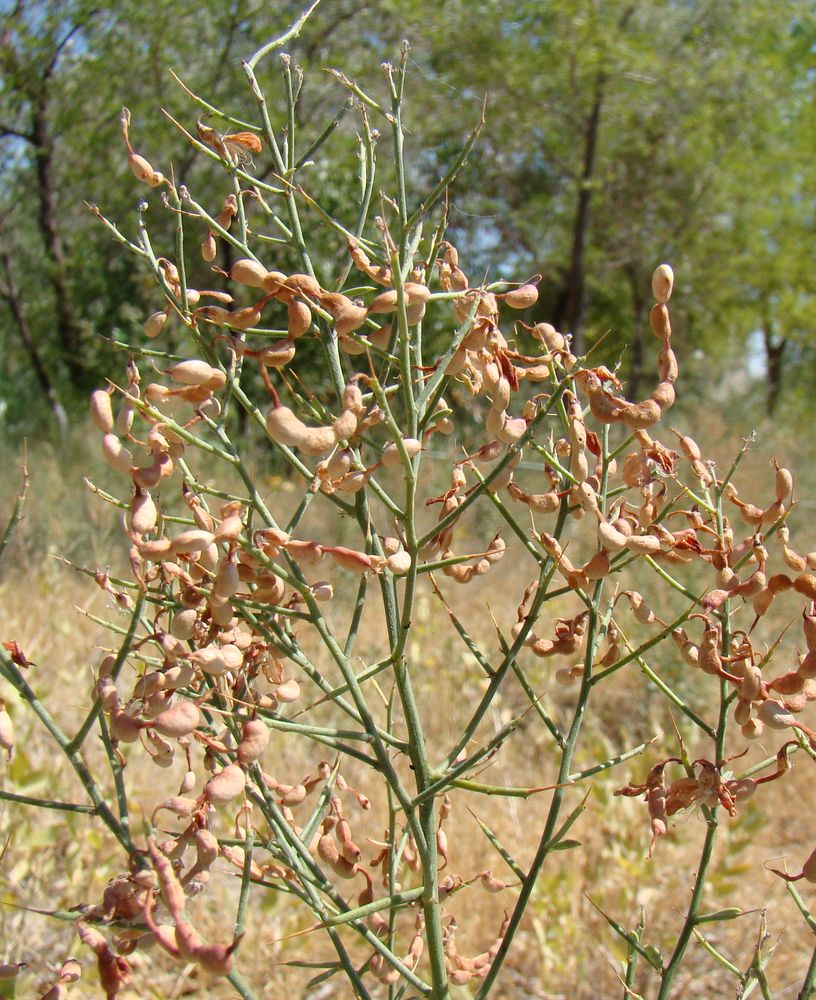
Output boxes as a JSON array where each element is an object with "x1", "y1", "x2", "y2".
[
  {"x1": 287, "y1": 300, "x2": 312, "y2": 338},
  {"x1": 237, "y1": 718, "x2": 269, "y2": 764},
  {"x1": 230, "y1": 258, "x2": 268, "y2": 288},
  {"x1": 202, "y1": 764, "x2": 246, "y2": 805},
  {"x1": 649, "y1": 303, "x2": 671, "y2": 341},
  {"x1": 152, "y1": 700, "x2": 201, "y2": 738},
  {"x1": 502, "y1": 283, "x2": 539, "y2": 309}
]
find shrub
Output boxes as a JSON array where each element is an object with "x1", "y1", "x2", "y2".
[{"x1": 3, "y1": 7, "x2": 816, "y2": 999}]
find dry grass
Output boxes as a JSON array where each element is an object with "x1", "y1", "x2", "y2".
[{"x1": 2, "y1": 406, "x2": 816, "y2": 999}]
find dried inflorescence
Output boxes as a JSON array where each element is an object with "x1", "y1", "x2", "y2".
[{"x1": 5, "y1": 39, "x2": 816, "y2": 1000}]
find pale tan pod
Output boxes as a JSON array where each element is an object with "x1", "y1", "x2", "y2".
[
  {"x1": 237, "y1": 719, "x2": 270, "y2": 764},
  {"x1": 276, "y1": 678, "x2": 301, "y2": 703},
  {"x1": 498, "y1": 415, "x2": 528, "y2": 445},
  {"x1": 102, "y1": 433, "x2": 133, "y2": 473},
  {"x1": 230, "y1": 258, "x2": 268, "y2": 288},
  {"x1": 213, "y1": 560, "x2": 241, "y2": 599},
  {"x1": 144, "y1": 310, "x2": 169, "y2": 339},
  {"x1": 311, "y1": 581, "x2": 334, "y2": 601},
  {"x1": 334, "y1": 301, "x2": 368, "y2": 336},
  {"x1": 299, "y1": 425, "x2": 337, "y2": 457},
  {"x1": 163, "y1": 664, "x2": 196, "y2": 690},
  {"x1": 332, "y1": 408, "x2": 358, "y2": 441},
  {"x1": 651, "y1": 381, "x2": 676, "y2": 411},
  {"x1": 170, "y1": 529, "x2": 215, "y2": 554},
  {"x1": 170, "y1": 608, "x2": 199, "y2": 640},
  {"x1": 90, "y1": 389, "x2": 115, "y2": 433},
  {"x1": 203, "y1": 764, "x2": 246, "y2": 804},
  {"x1": 649, "y1": 303, "x2": 671, "y2": 341},
  {"x1": 386, "y1": 549, "x2": 413, "y2": 575},
  {"x1": 258, "y1": 338, "x2": 297, "y2": 368},
  {"x1": 624, "y1": 534, "x2": 661, "y2": 555},
  {"x1": 503, "y1": 283, "x2": 539, "y2": 309},
  {"x1": 201, "y1": 232, "x2": 217, "y2": 262},
  {"x1": 651, "y1": 264, "x2": 674, "y2": 304},
  {"x1": 130, "y1": 490, "x2": 158, "y2": 534},
  {"x1": 266, "y1": 405, "x2": 307, "y2": 447},
  {"x1": 287, "y1": 300, "x2": 312, "y2": 338},
  {"x1": 152, "y1": 700, "x2": 201, "y2": 738},
  {"x1": 167, "y1": 360, "x2": 220, "y2": 386},
  {"x1": 367, "y1": 288, "x2": 398, "y2": 314}
]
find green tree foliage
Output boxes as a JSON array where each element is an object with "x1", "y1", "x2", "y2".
[{"x1": 1, "y1": 0, "x2": 814, "y2": 432}]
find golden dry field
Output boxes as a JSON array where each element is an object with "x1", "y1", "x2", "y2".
[{"x1": 2, "y1": 400, "x2": 816, "y2": 1000}]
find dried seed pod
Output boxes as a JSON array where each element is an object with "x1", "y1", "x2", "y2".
[
  {"x1": 649, "y1": 303, "x2": 671, "y2": 341},
  {"x1": 202, "y1": 764, "x2": 246, "y2": 805},
  {"x1": 130, "y1": 490, "x2": 157, "y2": 534},
  {"x1": 170, "y1": 529, "x2": 215, "y2": 554},
  {"x1": 152, "y1": 700, "x2": 201, "y2": 738},
  {"x1": 237, "y1": 718, "x2": 269, "y2": 764},
  {"x1": 90, "y1": 389, "x2": 115, "y2": 433},
  {"x1": 102, "y1": 434, "x2": 133, "y2": 474},
  {"x1": 230, "y1": 258, "x2": 268, "y2": 288},
  {"x1": 502, "y1": 283, "x2": 539, "y2": 309},
  {"x1": 651, "y1": 264, "x2": 674, "y2": 303}
]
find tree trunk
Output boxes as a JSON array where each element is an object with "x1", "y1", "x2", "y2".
[
  {"x1": 553, "y1": 72, "x2": 605, "y2": 357},
  {"x1": 0, "y1": 238, "x2": 68, "y2": 434},
  {"x1": 762, "y1": 324, "x2": 786, "y2": 417},
  {"x1": 31, "y1": 97, "x2": 84, "y2": 390}
]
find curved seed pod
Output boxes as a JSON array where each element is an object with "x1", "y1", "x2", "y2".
[
  {"x1": 130, "y1": 490, "x2": 157, "y2": 534},
  {"x1": 497, "y1": 415, "x2": 528, "y2": 445},
  {"x1": 258, "y1": 338, "x2": 297, "y2": 368},
  {"x1": 652, "y1": 380, "x2": 676, "y2": 411},
  {"x1": 102, "y1": 434, "x2": 133, "y2": 474},
  {"x1": 734, "y1": 699, "x2": 752, "y2": 726},
  {"x1": 109, "y1": 708, "x2": 143, "y2": 743},
  {"x1": 213, "y1": 559, "x2": 240, "y2": 599},
  {"x1": 275, "y1": 678, "x2": 301, "y2": 703},
  {"x1": 261, "y1": 270, "x2": 287, "y2": 294},
  {"x1": 230, "y1": 259, "x2": 268, "y2": 288},
  {"x1": 287, "y1": 300, "x2": 312, "y2": 338},
  {"x1": 367, "y1": 288, "x2": 398, "y2": 314},
  {"x1": 152, "y1": 700, "x2": 201, "y2": 738},
  {"x1": 326, "y1": 446, "x2": 352, "y2": 477},
  {"x1": 502, "y1": 283, "x2": 539, "y2": 309},
  {"x1": 795, "y1": 574, "x2": 816, "y2": 600},
  {"x1": 757, "y1": 699, "x2": 799, "y2": 730},
  {"x1": 237, "y1": 719, "x2": 269, "y2": 764},
  {"x1": 386, "y1": 549, "x2": 412, "y2": 575},
  {"x1": 770, "y1": 671, "x2": 805, "y2": 695},
  {"x1": 624, "y1": 534, "x2": 661, "y2": 555},
  {"x1": 651, "y1": 264, "x2": 674, "y2": 303},
  {"x1": 170, "y1": 608, "x2": 198, "y2": 640},
  {"x1": 382, "y1": 437, "x2": 422, "y2": 466},
  {"x1": 142, "y1": 309, "x2": 169, "y2": 340},
  {"x1": 167, "y1": 360, "x2": 221, "y2": 386},
  {"x1": 332, "y1": 408, "x2": 358, "y2": 441},
  {"x1": 201, "y1": 232, "x2": 217, "y2": 262},
  {"x1": 91, "y1": 389, "x2": 115, "y2": 433},
  {"x1": 774, "y1": 459, "x2": 794, "y2": 502},
  {"x1": 598, "y1": 519, "x2": 628, "y2": 552},
  {"x1": 266, "y1": 405, "x2": 307, "y2": 447},
  {"x1": 300, "y1": 424, "x2": 339, "y2": 457},
  {"x1": 740, "y1": 664, "x2": 764, "y2": 702},
  {"x1": 649, "y1": 303, "x2": 671, "y2": 341},
  {"x1": 170, "y1": 529, "x2": 215, "y2": 554},
  {"x1": 620, "y1": 398, "x2": 662, "y2": 430},
  {"x1": 202, "y1": 764, "x2": 246, "y2": 805}
]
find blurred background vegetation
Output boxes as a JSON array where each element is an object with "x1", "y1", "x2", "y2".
[{"x1": 1, "y1": 0, "x2": 815, "y2": 438}]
